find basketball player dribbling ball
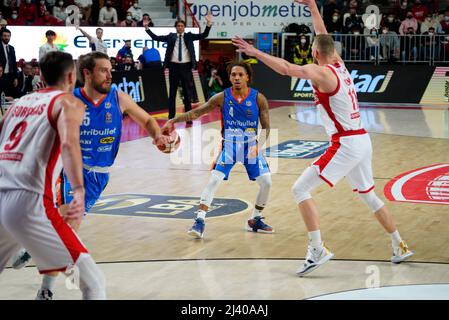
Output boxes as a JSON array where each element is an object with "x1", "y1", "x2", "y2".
[
  {"x1": 12, "y1": 52, "x2": 172, "y2": 299},
  {"x1": 233, "y1": 0, "x2": 413, "y2": 276},
  {"x1": 0, "y1": 51, "x2": 106, "y2": 299},
  {"x1": 162, "y1": 62, "x2": 273, "y2": 239}
]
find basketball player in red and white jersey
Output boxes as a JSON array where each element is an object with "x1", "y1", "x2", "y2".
[
  {"x1": 233, "y1": 0, "x2": 414, "y2": 276},
  {"x1": 0, "y1": 51, "x2": 106, "y2": 299}
]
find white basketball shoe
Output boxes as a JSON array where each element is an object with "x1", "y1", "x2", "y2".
[
  {"x1": 391, "y1": 241, "x2": 414, "y2": 264},
  {"x1": 297, "y1": 243, "x2": 334, "y2": 277}
]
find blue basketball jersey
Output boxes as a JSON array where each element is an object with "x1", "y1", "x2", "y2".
[
  {"x1": 222, "y1": 87, "x2": 259, "y2": 143},
  {"x1": 74, "y1": 87, "x2": 122, "y2": 168}
]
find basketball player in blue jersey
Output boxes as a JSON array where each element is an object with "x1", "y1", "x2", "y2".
[
  {"x1": 13, "y1": 52, "x2": 171, "y2": 299},
  {"x1": 163, "y1": 62, "x2": 273, "y2": 239}
]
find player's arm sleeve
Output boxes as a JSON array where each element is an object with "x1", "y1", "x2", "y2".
[
  {"x1": 257, "y1": 93, "x2": 270, "y2": 147},
  {"x1": 55, "y1": 95, "x2": 85, "y2": 190},
  {"x1": 171, "y1": 92, "x2": 224, "y2": 123},
  {"x1": 118, "y1": 91, "x2": 161, "y2": 139}
]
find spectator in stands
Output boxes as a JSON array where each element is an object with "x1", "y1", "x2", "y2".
[
  {"x1": 438, "y1": 10, "x2": 449, "y2": 34},
  {"x1": 411, "y1": 0, "x2": 429, "y2": 22},
  {"x1": 293, "y1": 34, "x2": 313, "y2": 65},
  {"x1": 344, "y1": 7, "x2": 364, "y2": 33},
  {"x1": 75, "y1": 0, "x2": 92, "y2": 24},
  {"x1": 2, "y1": 1, "x2": 20, "y2": 16},
  {"x1": 38, "y1": 30, "x2": 61, "y2": 60},
  {"x1": 20, "y1": 0, "x2": 37, "y2": 25},
  {"x1": 45, "y1": 0, "x2": 57, "y2": 13},
  {"x1": 53, "y1": 0, "x2": 67, "y2": 21},
  {"x1": 382, "y1": 13, "x2": 401, "y2": 34},
  {"x1": 98, "y1": 0, "x2": 117, "y2": 26},
  {"x1": 323, "y1": 0, "x2": 340, "y2": 26},
  {"x1": 35, "y1": 10, "x2": 64, "y2": 26},
  {"x1": 420, "y1": 26, "x2": 437, "y2": 60},
  {"x1": 401, "y1": 26, "x2": 419, "y2": 60},
  {"x1": 16, "y1": 62, "x2": 33, "y2": 98},
  {"x1": 0, "y1": 19, "x2": 7, "y2": 29},
  {"x1": 399, "y1": 11, "x2": 418, "y2": 34},
  {"x1": 137, "y1": 13, "x2": 153, "y2": 27},
  {"x1": 207, "y1": 67, "x2": 223, "y2": 97},
  {"x1": 116, "y1": 55, "x2": 135, "y2": 71},
  {"x1": 421, "y1": 12, "x2": 440, "y2": 33},
  {"x1": 37, "y1": 0, "x2": 48, "y2": 17},
  {"x1": 120, "y1": 12, "x2": 136, "y2": 27},
  {"x1": 138, "y1": 46, "x2": 162, "y2": 69},
  {"x1": 116, "y1": 39, "x2": 133, "y2": 63},
  {"x1": 127, "y1": 0, "x2": 142, "y2": 23},
  {"x1": 397, "y1": 1, "x2": 411, "y2": 21},
  {"x1": 6, "y1": 9, "x2": 22, "y2": 25},
  {"x1": 365, "y1": 28, "x2": 381, "y2": 61},
  {"x1": 344, "y1": 27, "x2": 366, "y2": 60},
  {"x1": 326, "y1": 10, "x2": 343, "y2": 34},
  {"x1": 380, "y1": 25, "x2": 400, "y2": 61},
  {"x1": 0, "y1": 10, "x2": 4, "y2": 22}
]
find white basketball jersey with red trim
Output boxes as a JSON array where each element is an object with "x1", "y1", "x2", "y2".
[
  {"x1": 0, "y1": 89, "x2": 65, "y2": 195},
  {"x1": 312, "y1": 62, "x2": 363, "y2": 136}
]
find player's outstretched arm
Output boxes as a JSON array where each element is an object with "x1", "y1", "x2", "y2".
[
  {"x1": 257, "y1": 93, "x2": 270, "y2": 147},
  {"x1": 232, "y1": 37, "x2": 326, "y2": 82},
  {"x1": 76, "y1": 26, "x2": 93, "y2": 42},
  {"x1": 54, "y1": 94, "x2": 86, "y2": 222},
  {"x1": 163, "y1": 92, "x2": 224, "y2": 130},
  {"x1": 118, "y1": 91, "x2": 171, "y2": 145},
  {"x1": 295, "y1": 0, "x2": 327, "y2": 35}
]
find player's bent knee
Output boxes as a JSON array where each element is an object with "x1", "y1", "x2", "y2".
[
  {"x1": 291, "y1": 181, "x2": 312, "y2": 204},
  {"x1": 76, "y1": 253, "x2": 106, "y2": 300},
  {"x1": 199, "y1": 170, "x2": 225, "y2": 207},
  {"x1": 359, "y1": 191, "x2": 384, "y2": 213}
]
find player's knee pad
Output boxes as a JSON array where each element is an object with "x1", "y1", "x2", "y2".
[
  {"x1": 291, "y1": 167, "x2": 323, "y2": 204},
  {"x1": 255, "y1": 173, "x2": 272, "y2": 207},
  {"x1": 358, "y1": 190, "x2": 385, "y2": 213},
  {"x1": 76, "y1": 254, "x2": 106, "y2": 300},
  {"x1": 199, "y1": 170, "x2": 225, "y2": 207}
]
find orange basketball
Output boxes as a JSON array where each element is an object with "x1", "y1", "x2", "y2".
[{"x1": 157, "y1": 129, "x2": 181, "y2": 154}]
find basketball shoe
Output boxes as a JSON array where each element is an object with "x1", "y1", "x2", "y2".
[
  {"x1": 187, "y1": 218, "x2": 205, "y2": 239},
  {"x1": 12, "y1": 248, "x2": 32, "y2": 269},
  {"x1": 246, "y1": 216, "x2": 274, "y2": 233},
  {"x1": 36, "y1": 289, "x2": 53, "y2": 300},
  {"x1": 296, "y1": 243, "x2": 334, "y2": 277},
  {"x1": 391, "y1": 241, "x2": 414, "y2": 264}
]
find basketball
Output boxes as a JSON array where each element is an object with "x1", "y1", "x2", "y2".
[{"x1": 157, "y1": 129, "x2": 181, "y2": 154}]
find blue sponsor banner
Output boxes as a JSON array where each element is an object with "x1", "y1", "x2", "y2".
[
  {"x1": 90, "y1": 194, "x2": 249, "y2": 219},
  {"x1": 264, "y1": 140, "x2": 329, "y2": 159}
]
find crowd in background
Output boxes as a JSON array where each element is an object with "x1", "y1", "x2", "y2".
[{"x1": 289, "y1": 0, "x2": 449, "y2": 64}]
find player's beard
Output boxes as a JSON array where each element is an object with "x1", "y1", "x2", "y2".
[{"x1": 92, "y1": 79, "x2": 111, "y2": 94}]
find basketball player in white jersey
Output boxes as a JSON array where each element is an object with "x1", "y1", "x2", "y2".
[
  {"x1": 233, "y1": 0, "x2": 414, "y2": 276},
  {"x1": 0, "y1": 51, "x2": 106, "y2": 299}
]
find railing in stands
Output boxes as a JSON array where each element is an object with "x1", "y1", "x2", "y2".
[{"x1": 178, "y1": 0, "x2": 201, "y2": 30}]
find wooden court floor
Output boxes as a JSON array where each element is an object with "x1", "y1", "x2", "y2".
[{"x1": 1, "y1": 103, "x2": 449, "y2": 299}]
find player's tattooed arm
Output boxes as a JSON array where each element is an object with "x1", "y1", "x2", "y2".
[
  {"x1": 257, "y1": 93, "x2": 270, "y2": 147},
  {"x1": 171, "y1": 92, "x2": 224, "y2": 123},
  {"x1": 118, "y1": 91, "x2": 171, "y2": 145}
]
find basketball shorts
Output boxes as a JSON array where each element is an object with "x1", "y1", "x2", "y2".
[
  {"x1": 312, "y1": 130, "x2": 375, "y2": 193},
  {"x1": 213, "y1": 140, "x2": 270, "y2": 181},
  {"x1": 57, "y1": 168, "x2": 109, "y2": 213},
  {"x1": 0, "y1": 190, "x2": 88, "y2": 274}
]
